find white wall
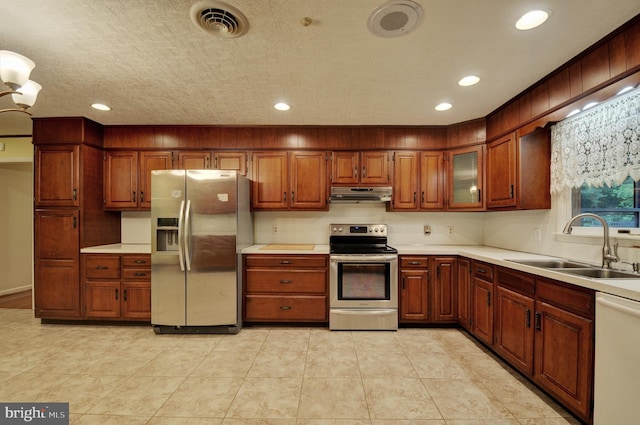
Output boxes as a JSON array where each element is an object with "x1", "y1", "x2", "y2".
[
  {"x1": 254, "y1": 203, "x2": 485, "y2": 247},
  {"x1": 0, "y1": 162, "x2": 33, "y2": 295}
]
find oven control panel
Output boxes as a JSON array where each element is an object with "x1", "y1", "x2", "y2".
[{"x1": 330, "y1": 224, "x2": 388, "y2": 236}]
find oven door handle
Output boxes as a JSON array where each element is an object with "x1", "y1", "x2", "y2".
[{"x1": 330, "y1": 254, "x2": 398, "y2": 262}]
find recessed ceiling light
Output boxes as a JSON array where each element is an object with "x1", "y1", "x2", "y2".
[
  {"x1": 566, "y1": 109, "x2": 581, "y2": 118},
  {"x1": 435, "y1": 102, "x2": 452, "y2": 111},
  {"x1": 91, "y1": 103, "x2": 111, "y2": 111},
  {"x1": 583, "y1": 101, "x2": 598, "y2": 110},
  {"x1": 274, "y1": 102, "x2": 290, "y2": 111},
  {"x1": 617, "y1": 86, "x2": 635, "y2": 95},
  {"x1": 515, "y1": 10, "x2": 549, "y2": 30},
  {"x1": 458, "y1": 75, "x2": 480, "y2": 87}
]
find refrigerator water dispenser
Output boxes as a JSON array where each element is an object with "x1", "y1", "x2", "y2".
[{"x1": 156, "y1": 217, "x2": 179, "y2": 251}]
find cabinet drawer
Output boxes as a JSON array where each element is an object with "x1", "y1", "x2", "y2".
[
  {"x1": 473, "y1": 262, "x2": 494, "y2": 282},
  {"x1": 400, "y1": 256, "x2": 429, "y2": 268},
  {"x1": 497, "y1": 267, "x2": 535, "y2": 296},
  {"x1": 123, "y1": 255, "x2": 151, "y2": 268},
  {"x1": 536, "y1": 278, "x2": 595, "y2": 318},
  {"x1": 123, "y1": 268, "x2": 151, "y2": 281},
  {"x1": 246, "y1": 270, "x2": 326, "y2": 293},
  {"x1": 245, "y1": 255, "x2": 327, "y2": 268},
  {"x1": 245, "y1": 295, "x2": 327, "y2": 321},
  {"x1": 84, "y1": 255, "x2": 121, "y2": 279}
]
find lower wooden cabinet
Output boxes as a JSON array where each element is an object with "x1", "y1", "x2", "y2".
[
  {"x1": 82, "y1": 254, "x2": 151, "y2": 321},
  {"x1": 399, "y1": 255, "x2": 457, "y2": 323},
  {"x1": 470, "y1": 262, "x2": 494, "y2": 345},
  {"x1": 243, "y1": 254, "x2": 328, "y2": 322},
  {"x1": 492, "y1": 266, "x2": 595, "y2": 423},
  {"x1": 457, "y1": 257, "x2": 472, "y2": 330}
]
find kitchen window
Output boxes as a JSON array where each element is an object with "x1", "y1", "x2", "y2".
[{"x1": 572, "y1": 176, "x2": 640, "y2": 228}]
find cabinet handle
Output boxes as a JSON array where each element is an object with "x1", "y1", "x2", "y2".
[
  {"x1": 96, "y1": 266, "x2": 109, "y2": 270},
  {"x1": 133, "y1": 191, "x2": 136, "y2": 202},
  {"x1": 525, "y1": 309, "x2": 531, "y2": 328},
  {"x1": 141, "y1": 191, "x2": 145, "y2": 203},
  {"x1": 486, "y1": 291, "x2": 491, "y2": 306},
  {"x1": 134, "y1": 260, "x2": 147, "y2": 264},
  {"x1": 73, "y1": 189, "x2": 77, "y2": 201},
  {"x1": 279, "y1": 306, "x2": 292, "y2": 310},
  {"x1": 134, "y1": 272, "x2": 147, "y2": 277},
  {"x1": 73, "y1": 217, "x2": 77, "y2": 229},
  {"x1": 413, "y1": 192, "x2": 417, "y2": 203},
  {"x1": 421, "y1": 191, "x2": 425, "y2": 203},
  {"x1": 115, "y1": 289, "x2": 119, "y2": 301},
  {"x1": 280, "y1": 280, "x2": 292, "y2": 284},
  {"x1": 362, "y1": 166, "x2": 366, "y2": 177},
  {"x1": 478, "y1": 189, "x2": 482, "y2": 202},
  {"x1": 291, "y1": 191, "x2": 295, "y2": 202},
  {"x1": 408, "y1": 261, "x2": 422, "y2": 265},
  {"x1": 354, "y1": 167, "x2": 358, "y2": 178},
  {"x1": 509, "y1": 184, "x2": 514, "y2": 199},
  {"x1": 283, "y1": 192, "x2": 286, "y2": 203},
  {"x1": 207, "y1": 156, "x2": 211, "y2": 169},
  {"x1": 280, "y1": 260, "x2": 292, "y2": 264},
  {"x1": 476, "y1": 268, "x2": 487, "y2": 274},
  {"x1": 535, "y1": 312, "x2": 541, "y2": 331}
]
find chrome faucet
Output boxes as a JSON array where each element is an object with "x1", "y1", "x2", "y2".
[{"x1": 562, "y1": 213, "x2": 619, "y2": 268}]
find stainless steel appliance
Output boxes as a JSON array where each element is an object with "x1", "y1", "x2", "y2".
[
  {"x1": 329, "y1": 224, "x2": 398, "y2": 330},
  {"x1": 330, "y1": 186, "x2": 392, "y2": 203},
  {"x1": 151, "y1": 170, "x2": 253, "y2": 334}
]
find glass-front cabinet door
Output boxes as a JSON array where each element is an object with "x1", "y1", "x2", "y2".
[{"x1": 448, "y1": 145, "x2": 484, "y2": 210}]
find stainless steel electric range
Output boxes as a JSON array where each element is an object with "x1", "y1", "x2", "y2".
[{"x1": 329, "y1": 224, "x2": 398, "y2": 330}]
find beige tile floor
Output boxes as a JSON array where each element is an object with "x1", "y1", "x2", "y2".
[{"x1": 0, "y1": 308, "x2": 582, "y2": 425}]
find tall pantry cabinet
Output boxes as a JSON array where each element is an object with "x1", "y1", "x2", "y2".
[{"x1": 33, "y1": 118, "x2": 121, "y2": 319}]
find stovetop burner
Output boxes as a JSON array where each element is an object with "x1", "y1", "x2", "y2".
[{"x1": 329, "y1": 223, "x2": 397, "y2": 255}]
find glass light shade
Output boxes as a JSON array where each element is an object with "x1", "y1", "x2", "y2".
[
  {"x1": 11, "y1": 80, "x2": 41, "y2": 108},
  {"x1": 0, "y1": 50, "x2": 35, "y2": 90},
  {"x1": 515, "y1": 10, "x2": 549, "y2": 30}
]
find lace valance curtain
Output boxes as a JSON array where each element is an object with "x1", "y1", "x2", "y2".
[{"x1": 550, "y1": 89, "x2": 640, "y2": 193}]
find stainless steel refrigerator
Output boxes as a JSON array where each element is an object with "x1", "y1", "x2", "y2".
[{"x1": 151, "y1": 169, "x2": 253, "y2": 334}]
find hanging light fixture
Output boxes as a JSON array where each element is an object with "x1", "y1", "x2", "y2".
[{"x1": 0, "y1": 50, "x2": 42, "y2": 115}]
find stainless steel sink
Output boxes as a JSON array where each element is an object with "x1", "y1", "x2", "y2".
[
  {"x1": 507, "y1": 259, "x2": 592, "y2": 269},
  {"x1": 558, "y1": 268, "x2": 640, "y2": 279}
]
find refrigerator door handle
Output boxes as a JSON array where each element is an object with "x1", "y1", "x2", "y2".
[
  {"x1": 184, "y1": 199, "x2": 192, "y2": 271},
  {"x1": 177, "y1": 199, "x2": 186, "y2": 272}
]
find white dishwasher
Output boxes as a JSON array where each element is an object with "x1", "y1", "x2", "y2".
[{"x1": 594, "y1": 292, "x2": 640, "y2": 424}]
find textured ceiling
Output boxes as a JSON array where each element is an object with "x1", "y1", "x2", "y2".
[{"x1": 1, "y1": 0, "x2": 640, "y2": 136}]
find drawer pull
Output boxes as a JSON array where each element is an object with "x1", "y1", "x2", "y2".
[
  {"x1": 96, "y1": 266, "x2": 109, "y2": 270},
  {"x1": 134, "y1": 260, "x2": 147, "y2": 264},
  {"x1": 409, "y1": 261, "x2": 422, "y2": 265},
  {"x1": 476, "y1": 268, "x2": 487, "y2": 274},
  {"x1": 279, "y1": 306, "x2": 292, "y2": 310},
  {"x1": 279, "y1": 260, "x2": 292, "y2": 264},
  {"x1": 280, "y1": 280, "x2": 292, "y2": 284},
  {"x1": 134, "y1": 272, "x2": 147, "y2": 277}
]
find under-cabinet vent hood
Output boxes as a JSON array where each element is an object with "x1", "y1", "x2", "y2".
[{"x1": 330, "y1": 186, "x2": 392, "y2": 203}]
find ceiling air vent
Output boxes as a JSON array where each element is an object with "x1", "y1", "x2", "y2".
[
  {"x1": 367, "y1": 0, "x2": 423, "y2": 38},
  {"x1": 190, "y1": 1, "x2": 249, "y2": 38}
]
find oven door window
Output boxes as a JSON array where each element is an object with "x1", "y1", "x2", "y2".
[{"x1": 337, "y1": 262, "x2": 390, "y2": 300}]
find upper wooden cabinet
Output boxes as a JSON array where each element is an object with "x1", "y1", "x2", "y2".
[
  {"x1": 332, "y1": 151, "x2": 390, "y2": 185},
  {"x1": 486, "y1": 127, "x2": 551, "y2": 210},
  {"x1": 34, "y1": 145, "x2": 80, "y2": 207},
  {"x1": 104, "y1": 151, "x2": 172, "y2": 210},
  {"x1": 447, "y1": 145, "x2": 485, "y2": 211},
  {"x1": 251, "y1": 151, "x2": 329, "y2": 211},
  {"x1": 175, "y1": 151, "x2": 247, "y2": 175},
  {"x1": 392, "y1": 151, "x2": 445, "y2": 211}
]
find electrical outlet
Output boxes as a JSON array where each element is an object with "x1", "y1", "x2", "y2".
[
  {"x1": 424, "y1": 225, "x2": 431, "y2": 235},
  {"x1": 448, "y1": 226, "x2": 454, "y2": 235},
  {"x1": 272, "y1": 225, "x2": 278, "y2": 233}
]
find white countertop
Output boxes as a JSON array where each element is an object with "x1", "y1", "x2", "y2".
[
  {"x1": 242, "y1": 243, "x2": 640, "y2": 303},
  {"x1": 81, "y1": 244, "x2": 151, "y2": 254}
]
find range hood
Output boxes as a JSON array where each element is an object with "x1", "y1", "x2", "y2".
[{"x1": 330, "y1": 186, "x2": 392, "y2": 203}]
